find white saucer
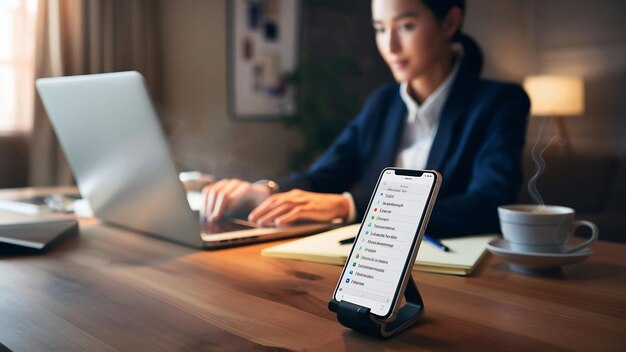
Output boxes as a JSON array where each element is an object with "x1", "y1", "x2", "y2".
[{"x1": 487, "y1": 238, "x2": 593, "y2": 270}]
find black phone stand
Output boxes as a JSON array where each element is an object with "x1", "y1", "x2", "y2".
[{"x1": 328, "y1": 275, "x2": 424, "y2": 338}]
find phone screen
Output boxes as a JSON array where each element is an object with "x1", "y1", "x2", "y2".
[{"x1": 333, "y1": 168, "x2": 438, "y2": 318}]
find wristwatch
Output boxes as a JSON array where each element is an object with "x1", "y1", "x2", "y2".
[{"x1": 253, "y1": 179, "x2": 280, "y2": 195}]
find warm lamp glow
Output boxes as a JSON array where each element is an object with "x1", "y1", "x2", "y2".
[{"x1": 523, "y1": 75, "x2": 585, "y2": 116}]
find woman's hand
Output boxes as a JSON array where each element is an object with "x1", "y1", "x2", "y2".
[
  {"x1": 248, "y1": 189, "x2": 350, "y2": 226},
  {"x1": 200, "y1": 179, "x2": 271, "y2": 222}
]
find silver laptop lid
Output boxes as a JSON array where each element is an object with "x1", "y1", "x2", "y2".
[{"x1": 36, "y1": 71, "x2": 204, "y2": 248}]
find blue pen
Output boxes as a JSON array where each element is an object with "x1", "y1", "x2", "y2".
[{"x1": 424, "y1": 235, "x2": 450, "y2": 252}]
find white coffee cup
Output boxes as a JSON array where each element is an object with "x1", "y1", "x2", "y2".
[{"x1": 498, "y1": 205, "x2": 598, "y2": 253}]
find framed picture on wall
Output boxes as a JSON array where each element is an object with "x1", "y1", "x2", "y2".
[{"x1": 227, "y1": 0, "x2": 300, "y2": 121}]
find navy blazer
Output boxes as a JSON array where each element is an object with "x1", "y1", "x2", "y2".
[{"x1": 278, "y1": 62, "x2": 530, "y2": 237}]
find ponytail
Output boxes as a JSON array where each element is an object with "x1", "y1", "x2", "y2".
[
  {"x1": 453, "y1": 32, "x2": 484, "y2": 76},
  {"x1": 420, "y1": 0, "x2": 484, "y2": 76}
]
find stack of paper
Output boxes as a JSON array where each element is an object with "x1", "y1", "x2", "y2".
[
  {"x1": 261, "y1": 224, "x2": 497, "y2": 276},
  {"x1": 0, "y1": 196, "x2": 52, "y2": 215}
]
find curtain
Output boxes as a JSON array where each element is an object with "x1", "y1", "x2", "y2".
[
  {"x1": 0, "y1": 0, "x2": 36, "y2": 187},
  {"x1": 29, "y1": 0, "x2": 161, "y2": 186}
]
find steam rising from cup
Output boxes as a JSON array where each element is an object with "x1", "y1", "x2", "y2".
[{"x1": 528, "y1": 117, "x2": 557, "y2": 208}]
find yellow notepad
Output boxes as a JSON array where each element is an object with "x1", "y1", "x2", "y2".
[{"x1": 261, "y1": 224, "x2": 497, "y2": 276}]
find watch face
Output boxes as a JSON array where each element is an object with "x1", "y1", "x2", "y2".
[{"x1": 254, "y1": 179, "x2": 279, "y2": 194}]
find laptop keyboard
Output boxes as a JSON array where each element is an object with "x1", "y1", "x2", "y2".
[{"x1": 201, "y1": 218, "x2": 255, "y2": 234}]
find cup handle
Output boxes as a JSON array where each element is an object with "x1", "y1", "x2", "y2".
[{"x1": 566, "y1": 220, "x2": 599, "y2": 253}]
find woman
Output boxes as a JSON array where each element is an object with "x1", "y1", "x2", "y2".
[{"x1": 201, "y1": 0, "x2": 529, "y2": 237}]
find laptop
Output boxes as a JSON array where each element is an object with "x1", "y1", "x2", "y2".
[
  {"x1": 35, "y1": 71, "x2": 335, "y2": 249},
  {"x1": 0, "y1": 212, "x2": 78, "y2": 250}
]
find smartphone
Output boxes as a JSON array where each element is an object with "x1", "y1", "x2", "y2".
[{"x1": 332, "y1": 168, "x2": 441, "y2": 320}]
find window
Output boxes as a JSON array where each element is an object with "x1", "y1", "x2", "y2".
[{"x1": 0, "y1": 0, "x2": 37, "y2": 133}]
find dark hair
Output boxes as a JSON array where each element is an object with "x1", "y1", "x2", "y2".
[{"x1": 421, "y1": 0, "x2": 484, "y2": 75}]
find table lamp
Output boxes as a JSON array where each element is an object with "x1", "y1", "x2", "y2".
[{"x1": 523, "y1": 75, "x2": 585, "y2": 153}]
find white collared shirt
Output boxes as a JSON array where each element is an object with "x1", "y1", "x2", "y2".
[
  {"x1": 395, "y1": 59, "x2": 461, "y2": 169},
  {"x1": 343, "y1": 59, "x2": 462, "y2": 222}
]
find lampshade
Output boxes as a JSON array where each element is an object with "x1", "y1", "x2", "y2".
[{"x1": 523, "y1": 75, "x2": 585, "y2": 116}]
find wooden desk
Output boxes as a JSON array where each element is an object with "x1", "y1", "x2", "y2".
[{"x1": 1, "y1": 188, "x2": 625, "y2": 351}]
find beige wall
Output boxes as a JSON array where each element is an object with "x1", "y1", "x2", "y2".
[
  {"x1": 158, "y1": 0, "x2": 301, "y2": 180},
  {"x1": 466, "y1": 0, "x2": 626, "y2": 156},
  {"x1": 465, "y1": 0, "x2": 530, "y2": 82},
  {"x1": 528, "y1": 0, "x2": 626, "y2": 155}
]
